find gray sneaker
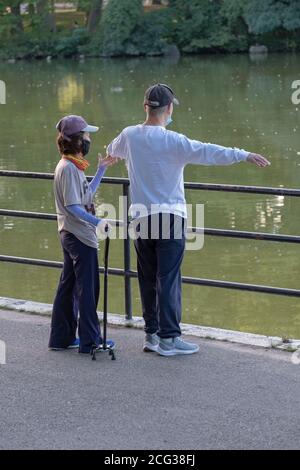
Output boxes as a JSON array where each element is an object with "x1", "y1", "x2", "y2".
[
  {"x1": 157, "y1": 337, "x2": 199, "y2": 356},
  {"x1": 143, "y1": 333, "x2": 159, "y2": 352}
]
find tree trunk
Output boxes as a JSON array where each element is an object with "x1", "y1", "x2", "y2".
[
  {"x1": 36, "y1": 0, "x2": 56, "y2": 33},
  {"x1": 11, "y1": 2, "x2": 23, "y2": 32},
  {"x1": 87, "y1": 0, "x2": 103, "y2": 33}
]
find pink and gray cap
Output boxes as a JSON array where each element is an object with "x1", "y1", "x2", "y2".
[{"x1": 56, "y1": 115, "x2": 99, "y2": 141}]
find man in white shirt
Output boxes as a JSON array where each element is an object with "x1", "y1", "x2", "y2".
[{"x1": 107, "y1": 83, "x2": 270, "y2": 357}]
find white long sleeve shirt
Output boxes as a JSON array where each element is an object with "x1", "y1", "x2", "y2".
[{"x1": 107, "y1": 124, "x2": 249, "y2": 219}]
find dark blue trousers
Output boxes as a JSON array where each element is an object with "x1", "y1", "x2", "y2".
[
  {"x1": 134, "y1": 214, "x2": 186, "y2": 338},
  {"x1": 48, "y1": 230, "x2": 101, "y2": 353}
]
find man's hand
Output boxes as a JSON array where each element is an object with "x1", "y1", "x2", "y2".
[
  {"x1": 98, "y1": 153, "x2": 119, "y2": 168},
  {"x1": 246, "y1": 153, "x2": 271, "y2": 167}
]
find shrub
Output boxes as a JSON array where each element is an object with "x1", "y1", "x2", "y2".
[
  {"x1": 99, "y1": 0, "x2": 143, "y2": 56},
  {"x1": 55, "y1": 28, "x2": 90, "y2": 57},
  {"x1": 127, "y1": 9, "x2": 172, "y2": 56}
]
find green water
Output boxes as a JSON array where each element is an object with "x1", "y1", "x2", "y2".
[{"x1": 0, "y1": 54, "x2": 300, "y2": 338}]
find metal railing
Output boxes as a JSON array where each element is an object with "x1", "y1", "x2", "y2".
[{"x1": 1, "y1": 169, "x2": 300, "y2": 321}]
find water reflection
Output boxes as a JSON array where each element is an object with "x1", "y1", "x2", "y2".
[
  {"x1": 57, "y1": 75, "x2": 84, "y2": 111},
  {"x1": 3, "y1": 219, "x2": 14, "y2": 230},
  {"x1": 254, "y1": 196, "x2": 285, "y2": 231}
]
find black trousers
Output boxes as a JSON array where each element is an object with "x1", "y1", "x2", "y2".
[
  {"x1": 134, "y1": 214, "x2": 186, "y2": 338},
  {"x1": 48, "y1": 230, "x2": 101, "y2": 353}
]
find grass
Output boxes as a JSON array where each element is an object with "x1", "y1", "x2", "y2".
[
  {"x1": 55, "y1": 11, "x2": 87, "y2": 30},
  {"x1": 21, "y1": 11, "x2": 87, "y2": 33},
  {"x1": 144, "y1": 5, "x2": 166, "y2": 12}
]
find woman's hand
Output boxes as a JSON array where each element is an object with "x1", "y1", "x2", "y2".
[
  {"x1": 98, "y1": 153, "x2": 119, "y2": 169},
  {"x1": 246, "y1": 153, "x2": 271, "y2": 167},
  {"x1": 96, "y1": 219, "x2": 112, "y2": 239}
]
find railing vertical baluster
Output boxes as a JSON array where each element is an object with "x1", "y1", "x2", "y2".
[{"x1": 123, "y1": 183, "x2": 133, "y2": 320}]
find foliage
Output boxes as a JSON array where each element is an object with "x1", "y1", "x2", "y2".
[
  {"x1": 243, "y1": 0, "x2": 300, "y2": 34},
  {"x1": 99, "y1": 0, "x2": 143, "y2": 56},
  {"x1": 168, "y1": 0, "x2": 233, "y2": 52},
  {"x1": 168, "y1": 0, "x2": 300, "y2": 53},
  {"x1": 55, "y1": 28, "x2": 90, "y2": 57},
  {"x1": 128, "y1": 9, "x2": 171, "y2": 56},
  {"x1": 0, "y1": 0, "x2": 299, "y2": 60}
]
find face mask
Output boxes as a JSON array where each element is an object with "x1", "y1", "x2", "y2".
[
  {"x1": 166, "y1": 116, "x2": 173, "y2": 127},
  {"x1": 82, "y1": 139, "x2": 91, "y2": 156}
]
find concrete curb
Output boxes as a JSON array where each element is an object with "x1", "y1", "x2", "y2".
[{"x1": 1, "y1": 296, "x2": 300, "y2": 352}]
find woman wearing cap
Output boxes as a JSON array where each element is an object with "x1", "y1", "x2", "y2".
[{"x1": 48, "y1": 114, "x2": 117, "y2": 354}]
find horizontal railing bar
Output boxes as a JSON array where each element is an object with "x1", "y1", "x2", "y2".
[
  {"x1": 0, "y1": 255, "x2": 300, "y2": 297},
  {"x1": 0, "y1": 210, "x2": 123, "y2": 226},
  {"x1": 191, "y1": 227, "x2": 300, "y2": 243},
  {"x1": 1, "y1": 209, "x2": 300, "y2": 244},
  {"x1": 184, "y1": 182, "x2": 300, "y2": 196},
  {"x1": 0, "y1": 209, "x2": 57, "y2": 220},
  {"x1": 181, "y1": 276, "x2": 300, "y2": 297},
  {"x1": 0, "y1": 170, "x2": 129, "y2": 186},
  {"x1": 1, "y1": 170, "x2": 300, "y2": 196},
  {"x1": 0, "y1": 255, "x2": 124, "y2": 276},
  {"x1": 0, "y1": 256, "x2": 62, "y2": 268},
  {"x1": 0, "y1": 170, "x2": 54, "y2": 180}
]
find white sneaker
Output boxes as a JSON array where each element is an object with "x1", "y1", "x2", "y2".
[
  {"x1": 143, "y1": 333, "x2": 159, "y2": 352},
  {"x1": 157, "y1": 337, "x2": 199, "y2": 356}
]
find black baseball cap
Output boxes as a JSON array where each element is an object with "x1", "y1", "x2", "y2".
[{"x1": 144, "y1": 83, "x2": 179, "y2": 108}]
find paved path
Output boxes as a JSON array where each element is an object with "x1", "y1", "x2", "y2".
[{"x1": 0, "y1": 309, "x2": 299, "y2": 450}]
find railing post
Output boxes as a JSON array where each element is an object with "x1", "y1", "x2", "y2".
[{"x1": 123, "y1": 183, "x2": 133, "y2": 321}]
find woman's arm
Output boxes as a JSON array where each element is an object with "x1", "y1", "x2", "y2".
[
  {"x1": 66, "y1": 204, "x2": 99, "y2": 226},
  {"x1": 89, "y1": 165, "x2": 106, "y2": 197},
  {"x1": 66, "y1": 204, "x2": 111, "y2": 236},
  {"x1": 89, "y1": 155, "x2": 119, "y2": 196}
]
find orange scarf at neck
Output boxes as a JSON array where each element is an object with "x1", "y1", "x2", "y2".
[{"x1": 62, "y1": 155, "x2": 90, "y2": 172}]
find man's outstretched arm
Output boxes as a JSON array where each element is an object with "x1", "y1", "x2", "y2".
[{"x1": 176, "y1": 134, "x2": 270, "y2": 168}]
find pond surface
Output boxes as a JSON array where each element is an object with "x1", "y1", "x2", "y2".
[{"x1": 0, "y1": 53, "x2": 300, "y2": 338}]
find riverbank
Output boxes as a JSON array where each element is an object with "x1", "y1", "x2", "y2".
[
  {"x1": 0, "y1": 45, "x2": 299, "y2": 62},
  {"x1": 1, "y1": 296, "x2": 300, "y2": 352}
]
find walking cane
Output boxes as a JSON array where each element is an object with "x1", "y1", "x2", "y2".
[{"x1": 91, "y1": 225, "x2": 116, "y2": 361}]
